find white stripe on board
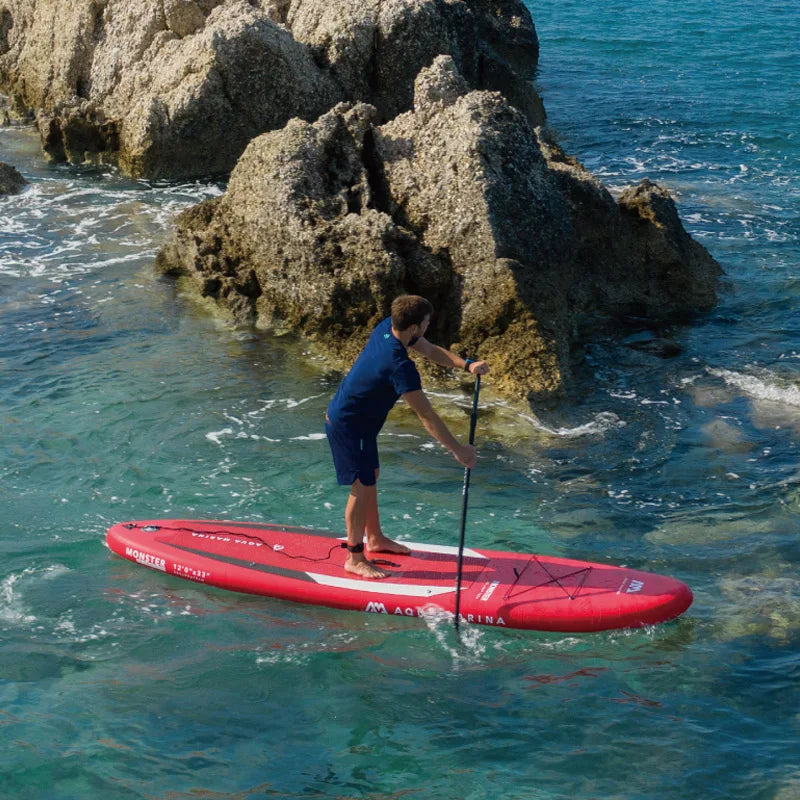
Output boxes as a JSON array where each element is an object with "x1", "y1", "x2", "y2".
[
  {"x1": 336, "y1": 539, "x2": 487, "y2": 559},
  {"x1": 306, "y1": 573, "x2": 454, "y2": 597},
  {"x1": 405, "y1": 541, "x2": 487, "y2": 558}
]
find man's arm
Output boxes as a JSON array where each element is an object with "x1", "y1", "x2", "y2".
[
  {"x1": 402, "y1": 389, "x2": 477, "y2": 469},
  {"x1": 410, "y1": 337, "x2": 489, "y2": 375}
]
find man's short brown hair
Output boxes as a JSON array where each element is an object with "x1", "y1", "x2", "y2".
[{"x1": 391, "y1": 295, "x2": 434, "y2": 331}]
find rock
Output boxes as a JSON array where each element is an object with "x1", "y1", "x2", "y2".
[
  {"x1": 717, "y1": 574, "x2": 800, "y2": 643},
  {"x1": 617, "y1": 179, "x2": 721, "y2": 314},
  {"x1": 413, "y1": 53, "x2": 470, "y2": 108},
  {"x1": 0, "y1": 0, "x2": 342, "y2": 177},
  {"x1": 472, "y1": 0, "x2": 540, "y2": 72},
  {"x1": 110, "y1": 3, "x2": 344, "y2": 178},
  {"x1": 0, "y1": 92, "x2": 12, "y2": 124},
  {"x1": 163, "y1": 0, "x2": 211, "y2": 38},
  {"x1": 0, "y1": 0, "x2": 543, "y2": 179},
  {"x1": 700, "y1": 419, "x2": 754, "y2": 454},
  {"x1": 0, "y1": 161, "x2": 26, "y2": 194},
  {"x1": 158, "y1": 58, "x2": 721, "y2": 402},
  {"x1": 623, "y1": 332, "x2": 684, "y2": 358},
  {"x1": 37, "y1": 102, "x2": 118, "y2": 165},
  {"x1": 287, "y1": 0, "x2": 544, "y2": 127},
  {"x1": 0, "y1": 8, "x2": 10, "y2": 55},
  {"x1": 0, "y1": 1, "x2": 95, "y2": 112},
  {"x1": 156, "y1": 101, "x2": 448, "y2": 363},
  {"x1": 535, "y1": 132, "x2": 722, "y2": 324},
  {"x1": 373, "y1": 58, "x2": 575, "y2": 399}
]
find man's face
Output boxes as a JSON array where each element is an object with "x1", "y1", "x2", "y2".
[{"x1": 409, "y1": 316, "x2": 430, "y2": 346}]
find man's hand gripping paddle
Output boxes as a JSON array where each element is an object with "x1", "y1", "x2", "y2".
[{"x1": 454, "y1": 375, "x2": 481, "y2": 634}]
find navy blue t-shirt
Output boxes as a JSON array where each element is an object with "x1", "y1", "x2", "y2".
[{"x1": 327, "y1": 317, "x2": 422, "y2": 435}]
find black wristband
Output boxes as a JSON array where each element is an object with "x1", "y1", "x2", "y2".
[{"x1": 464, "y1": 358, "x2": 474, "y2": 372}]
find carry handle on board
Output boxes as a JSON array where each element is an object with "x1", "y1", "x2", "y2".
[{"x1": 454, "y1": 375, "x2": 481, "y2": 633}]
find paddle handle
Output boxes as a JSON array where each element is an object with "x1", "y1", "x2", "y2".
[{"x1": 454, "y1": 375, "x2": 481, "y2": 632}]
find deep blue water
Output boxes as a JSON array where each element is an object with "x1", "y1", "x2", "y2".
[{"x1": 1, "y1": 1, "x2": 798, "y2": 797}]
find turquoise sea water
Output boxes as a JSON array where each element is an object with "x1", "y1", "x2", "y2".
[{"x1": 1, "y1": 0, "x2": 798, "y2": 797}]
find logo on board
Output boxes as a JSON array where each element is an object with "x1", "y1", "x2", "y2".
[{"x1": 125, "y1": 547, "x2": 166, "y2": 572}]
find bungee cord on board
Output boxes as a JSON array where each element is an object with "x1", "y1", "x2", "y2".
[{"x1": 121, "y1": 522, "x2": 400, "y2": 567}]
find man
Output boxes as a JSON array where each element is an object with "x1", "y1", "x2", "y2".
[{"x1": 325, "y1": 295, "x2": 490, "y2": 579}]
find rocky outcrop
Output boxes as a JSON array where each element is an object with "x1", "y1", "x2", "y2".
[
  {"x1": 110, "y1": 3, "x2": 343, "y2": 178},
  {"x1": 0, "y1": 0, "x2": 543, "y2": 178},
  {"x1": 0, "y1": 161, "x2": 26, "y2": 193},
  {"x1": 616, "y1": 179, "x2": 721, "y2": 314},
  {"x1": 157, "y1": 57, "x2": 721, "y2": 402},
  {"x1": 2, "y1": 1, "x2": 343, "y2": 177},
  {"x1": 287, "y1": 0, "x2": 543, "y2": 126},
  {"x1": 537, "y1": 136, "x2": 720, "y2": 323},
  {"x1": 372, "y1": 59, "x2": 575, "y2": 397},
  {"x1": 157, "y1": 101, "x2": 447, "y2": 362}
]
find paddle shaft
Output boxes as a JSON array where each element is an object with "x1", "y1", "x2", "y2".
[{"x1": 454, "y1": 375, "x2": 481, "y2": 632}]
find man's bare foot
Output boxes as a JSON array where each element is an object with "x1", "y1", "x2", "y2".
[
  {"x1": 366, "y1": 533, "x2": 411, "y2": 555},
  {"x1": 345, "y1": 552, "x2": 389, "y2": 579}
]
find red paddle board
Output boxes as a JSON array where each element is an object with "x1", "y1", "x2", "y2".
[{"x1": 106, "y1": 520, "x2": 692, "y2": 632}]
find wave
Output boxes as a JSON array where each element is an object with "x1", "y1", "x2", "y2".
[
  {"x1": 708, "y1": 367, "x2": 800, "y2": 407},
  {"x1": 426, "y1": 392, "x2": 629, "y2": 442},
  {"x1": 0, "y1": 168, "x2": 220, "y2": 283}
]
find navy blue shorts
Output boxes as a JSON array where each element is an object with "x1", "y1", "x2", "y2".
[{"x1": 325, "y1": 422, "x2": 379, "y2": 486}]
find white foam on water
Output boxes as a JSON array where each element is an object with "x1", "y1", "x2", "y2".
[
  {"x1": 255, "y1": 394, "x2": 325, "y2": 411},
  {"x1": 537, "y1": 636, "x2": 583, "y2": 651},
  {"x1": 0, "y1": 564, "x2": 69, "y2": 628},
  {"x1": 419, "y1": 605, "x2": 487, "y2": 664},
  {"x1": 205, "y1": 394, "x2": 329, "y2": 447},
  {"x1": 522, "y1": 410, "x2": 627, "y2": 438},
  {"x1": 709, "y1": 368, "x2": 800, "y2": 407},
  {"x1": 1, "y1": 170, "x2": 220, "y2": 283},
  {"x1": 52, "y1": 612, "x2": 113, "y2": 644},
  {"x1": 206, "y1": 428, "x2": 234, "y2": 445},
  {"x1": 255, "y1": 644, "x2": 312, "y2": 666},
  {"x1": 0, "y1": 571, "x2": 36, "y2": 626}
]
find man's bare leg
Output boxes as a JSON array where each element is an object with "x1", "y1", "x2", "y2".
[
  {"x1": 364, "y1": 469, "x2": 411, "y2": 555},
  {"x1": 344, "y1": 478, "x2": 388, "y2": 579}
]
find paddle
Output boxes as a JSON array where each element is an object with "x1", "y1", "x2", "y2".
[{"x1": 454, "y1": 374, "x2": 481, "y2": 633}]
